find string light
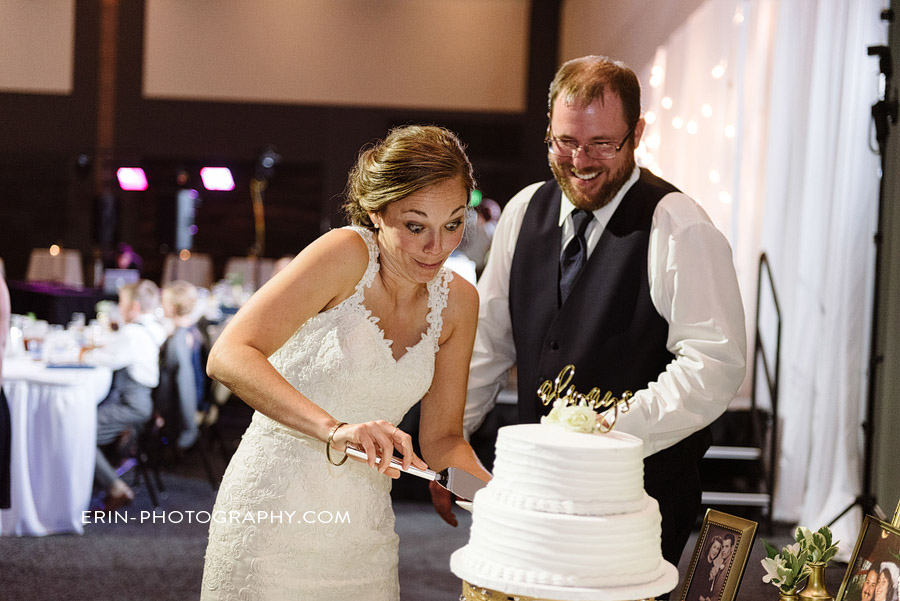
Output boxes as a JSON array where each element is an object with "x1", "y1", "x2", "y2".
[
  {"x1": 702, "y1": 104, "x2": 713, "y2": 118},
  {"x1": 686, "y1": 120, "x2": 698, "y2": 134},
  {"x1": 724, "y1": 125, "x2": 737, "y2": 138},
  {"x1": 711, "y1": 61, "x2": 727, "y2": 79},
  {"x1": 719, "y1": 191, "x2": 733, "y2": 204},
  {"x1": 661, "y1": 97, "x2": 673, "y2": 110},
  {"x1": 672, "y1": 117, "x2": 684, "y2": 129},
  {"x1": 645, "y1": 111, "x2": 657, "y2": 125},
  {"x1": 709, "y1": 170, "x2": 721, "y2": 183}
]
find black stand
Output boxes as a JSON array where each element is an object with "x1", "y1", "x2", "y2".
[{"x1": 827, "y1": 36, "x2": 897, "y2": 527}]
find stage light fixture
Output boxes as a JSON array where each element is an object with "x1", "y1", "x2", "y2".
[
  {"x1": 116, "y1": 167, "x2": 148, "y2": 191},
  {"x1": 200, "y1": 167, "x2": 235, "y2": 191}
]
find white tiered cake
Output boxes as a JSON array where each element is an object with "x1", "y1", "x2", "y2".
[{"x1": 450, "y1": 423, "x2": 678, "y2": 601}]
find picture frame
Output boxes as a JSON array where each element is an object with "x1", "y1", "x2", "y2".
[
  {"x1": 835, "y1": 515, "x2": 900, "y2": 601},
  {"x1": 677, "y1": 509, "x2": 758, "y2": 601}
]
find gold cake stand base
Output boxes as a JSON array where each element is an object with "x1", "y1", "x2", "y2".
[{"x1": 460, "y1": 581, "x2": 657, "y2": 601}]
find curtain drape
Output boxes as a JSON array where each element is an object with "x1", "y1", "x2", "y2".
[
  {"x1": 637, "y1": 0, "x2": 885, "y2": 557},
  {"x1": 762, "y1": 0, "x2": 882, "y2": 555}
]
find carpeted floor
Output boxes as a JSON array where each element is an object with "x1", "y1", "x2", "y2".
[{"x1": 0, "y1": 462, "x2": 849, "y2": 601}]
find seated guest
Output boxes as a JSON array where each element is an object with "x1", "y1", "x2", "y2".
[
  {"x1": 159, "y1": 280, "x2": 207, "y2": 450},
  {"x1": 82, "y1": 280, "x2": 167, "y2": 509},
  {"x1": 116, "y1": 242, "x2": 143, "y2": 272}
]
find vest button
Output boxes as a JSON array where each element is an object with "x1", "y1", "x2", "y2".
[{"x1": 549, "y1": 340, "x2": 559, "y2": 350}]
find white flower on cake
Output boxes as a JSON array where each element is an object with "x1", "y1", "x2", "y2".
[{"x1": 541, "y1": 400, "x2": 599, "y2": 434}]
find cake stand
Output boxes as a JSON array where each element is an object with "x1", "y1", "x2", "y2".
[
  {"x1": 451, "y1": 548, "x2": 679, "y2": 601},
  {"x1": 459, "y1": 579, "x2": 671, "y2": 601}
]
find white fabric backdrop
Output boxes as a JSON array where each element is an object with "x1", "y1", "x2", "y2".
[
  {"x1": 636, "y1": 0, "x2": 885, "y2": 556},
  {"x1": 762, "y1": 0, "x2": 883, "y2": 555}
]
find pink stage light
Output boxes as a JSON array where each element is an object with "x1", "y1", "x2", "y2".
[
  {"x1": 200, "y1": 167, "x2": 235, "y2": 191},
  {"x1": 116, "y1": 167, "x2": 148, "y2": 191}
]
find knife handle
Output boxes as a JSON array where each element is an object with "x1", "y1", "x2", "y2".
[{"x1": 344, "y1": 446, "x2": 439, "y2": 481}]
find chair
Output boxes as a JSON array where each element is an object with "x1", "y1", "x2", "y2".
[
  {"x1": 109, "y1": 417, "x2": 166, "y2": 508},
  {"x1": 161, "y1": 252, "x2": 214, "y2": 289},
  {"x1": 193, "y1": 387, "x2": 235, "y2": 489},
  {"x1": 133, "y1": 415, "x2": 167, "y2": 507},
  {"x1": 26, "y1": 248, "x2": 84, "y2": 287},
  {"x1": 223, "y1": 256, "x2": 275, "y2": 290},
  {"x1": 154, "y1": 326, "x2": 227, "y2": 490}
]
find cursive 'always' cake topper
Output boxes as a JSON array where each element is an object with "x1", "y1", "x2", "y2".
[{"x1": 537, "y1": 364, "x2": 634, "y2": 434}]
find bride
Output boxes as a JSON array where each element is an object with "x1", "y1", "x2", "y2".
[{"x1": 200, "y1": 125, "x2": 490, "y2": 601}]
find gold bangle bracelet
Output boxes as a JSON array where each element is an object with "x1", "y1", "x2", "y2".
[{"x1": 325, "y1": 422, "x2": 349, "y2": 466}]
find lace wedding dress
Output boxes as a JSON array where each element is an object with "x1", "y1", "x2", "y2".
[{"x1": 201, "y1": 226, "x2": 452, "y2": 601}]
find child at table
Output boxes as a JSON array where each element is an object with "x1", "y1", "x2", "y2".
[
  {"x1": 82, "y1": 279, "x2": 167, "y2": 510},
  {"x1": 159, "y1": 280, "x2": 208, "y2": 451}
]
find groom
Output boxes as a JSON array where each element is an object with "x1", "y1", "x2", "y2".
[{"x1": 432, "y1": 55, "x2": 747, "y2": 571}]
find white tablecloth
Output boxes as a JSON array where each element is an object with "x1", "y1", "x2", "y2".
[
  {"x1": 0, "y1": 357, "x2": 112, "y2": 536},
  {"x1": 26, "y1": 248, "x2": 84, "y2": 287}
]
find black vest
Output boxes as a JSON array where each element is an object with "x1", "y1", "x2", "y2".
[{"x1": 509, "y1": 170, "x2": 710, "y2": 476}]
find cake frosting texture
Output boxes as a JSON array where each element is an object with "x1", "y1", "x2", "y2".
[{"x1": 451, "y1": 423, "x2": 677, "y2": 599}]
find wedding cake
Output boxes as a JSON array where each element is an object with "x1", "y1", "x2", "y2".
[{"x1": 450, "y1": 422, "x2": 678, "y2": 601}]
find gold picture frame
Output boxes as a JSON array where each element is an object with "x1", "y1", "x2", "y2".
[
  {"x1": 677, "y1": 509, "x2": 758, "y2": 601},
  {"x1": 835, "y1": 515, "x2": 900, "y2": 601}
]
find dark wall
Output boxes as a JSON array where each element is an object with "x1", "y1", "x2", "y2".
[
  {"x1": 0, "y1": 1, "x2": 101, "y2": 280},
  {"x1": 0, "y1": 0, "x2": 558, "y2": 284}
]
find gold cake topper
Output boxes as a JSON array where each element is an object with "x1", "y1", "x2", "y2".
[{"x1": 537, "y1": 364, "x2": 634, "y2": 433}]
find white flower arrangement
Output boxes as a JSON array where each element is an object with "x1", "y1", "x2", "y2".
[
  {"x1": 541, "y1": 399, "x2": 600, "y2": 434},
  {"x1": 761, "y1": 541, "x2": 810, "y2": 593},
  {"x1": 760, "y1": 525, "x2": 839, "y2": 593}
]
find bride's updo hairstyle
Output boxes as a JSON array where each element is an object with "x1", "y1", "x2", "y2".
[{"x1": 343, "y1": 125, "x2": 476, "y2": 230}]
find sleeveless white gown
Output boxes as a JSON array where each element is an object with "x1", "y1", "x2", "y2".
[{"x1": 201, "y1": 226, "x2": 452, "y2": 601}]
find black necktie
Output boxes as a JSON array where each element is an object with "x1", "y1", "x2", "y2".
[{"x1": 559, "y1": 209, "x2": 592, "y2": 305}]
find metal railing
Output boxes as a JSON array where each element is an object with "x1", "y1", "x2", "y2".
[{"x1": 751, "y1": 252, "x2": 782, "y2": 531}]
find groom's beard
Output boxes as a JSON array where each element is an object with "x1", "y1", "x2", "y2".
[{"x1": 549, "y1": 151, "x2": 635, "y2": 211}]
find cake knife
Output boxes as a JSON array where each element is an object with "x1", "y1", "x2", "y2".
[{"x1": 344, "y1": 446, "x2": 487, "y2": 501}]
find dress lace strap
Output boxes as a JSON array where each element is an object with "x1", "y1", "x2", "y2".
[
  {"x1": 424, "y1": 267, "x2": 453, "y2": 351},
  {"x1": 345, "y1": 226, "x2": 380, "y2": 296}
]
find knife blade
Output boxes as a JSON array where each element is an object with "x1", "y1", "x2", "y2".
[{"x1": 344, "y1": 446, "x2": 487, "y2": 501}]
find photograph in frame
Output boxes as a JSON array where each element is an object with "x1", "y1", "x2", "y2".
[
  {"x1": 677, "y1": 509, "x2": 758, "y2": 601},
  {"x1": 835, "y1": 515, "x2": 900, "y2": 601}
]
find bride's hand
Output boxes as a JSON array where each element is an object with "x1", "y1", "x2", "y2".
[{"x1": 332, "y1": 420, "x2": 427, "y2": 478}]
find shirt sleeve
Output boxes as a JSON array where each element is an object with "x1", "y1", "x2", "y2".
[
  {"x1": 82, "y1": 325, "x2": 137, "y2": 371},
  {"x1": 463, "y1": 183, "x2": 542, "y2": 436},
  {"x1": 607, "y1": 193, "x2": 748, "y2": 456}
]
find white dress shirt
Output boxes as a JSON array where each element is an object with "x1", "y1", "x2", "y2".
[
  {"x1": 82, "y1": 313, "x2": 168, "y2": 388},
  {"x1": 465, "y1": 167, "x2": 747, "y2": 456}
]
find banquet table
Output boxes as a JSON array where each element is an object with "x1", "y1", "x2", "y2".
[
  {"x1": 0, "y1": 357, "x2": 112, "y2": 536},
  {"x1": 7, "y1": 280, "x2": 115, "y2": 326}
]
